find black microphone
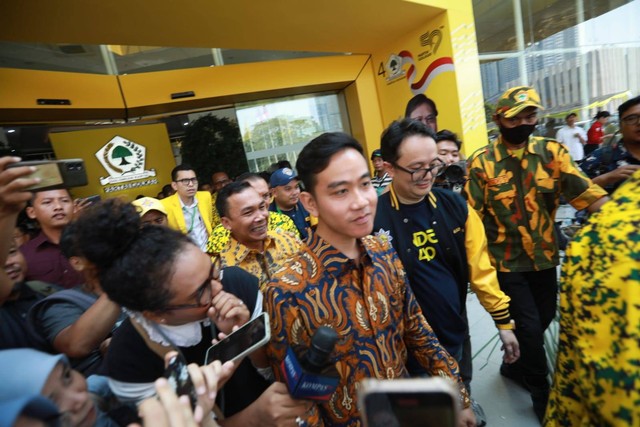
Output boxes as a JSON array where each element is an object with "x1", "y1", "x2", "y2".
[{"x1": 281, "y1": 326, "x2": 340, "y2": 401}]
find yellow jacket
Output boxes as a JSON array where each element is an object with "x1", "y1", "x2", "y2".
[{"x1": 161, "y1": 191, "x2": 213, "y2": 235}]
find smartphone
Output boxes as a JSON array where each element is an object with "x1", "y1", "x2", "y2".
[
  {"x1": 7, "y1": 159, "x2": 88, "y2": 191},
  {"x1": 358, "y1": 377, "x2": 459, "y2": 427},
  {"x1": 205, "y1": 312, "x2": 270, "y2": 364},
  {"x1": 164, "y1": 353, "x2": 198, "y2": 410}
]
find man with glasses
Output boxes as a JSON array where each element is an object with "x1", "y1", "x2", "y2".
[
  {"x1": 162, "y1": 164, "x2": 213, "y2": 251},
  {"x1": 215, "y1": 181, "x2": 301, "y2": 291},
  {"x1": 206, "y1": 173, "x2": 299, "y2": 256},
  {"x1": 465, "y1": 86, "x2": 608, "y2": 421},
  {"x1": 580, "y1": 95, "x2": 640, "y2": 194},
  {"x1": 373, "y1": 119, "x2": 518, "y2": 426}
]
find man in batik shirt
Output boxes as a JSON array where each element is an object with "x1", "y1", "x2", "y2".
[
  {"x1": 465, "y1": 86, "x2": 608, "y2": 421},
  {"x1": 545, "y1": 170, "x2": 640, "y2": 426},
  {"x1": 206, "y1": 173, "x2": 299, "y2": 255},
  {"x1": 265, "y1": 132, "x2": 475, "y2": 426}
]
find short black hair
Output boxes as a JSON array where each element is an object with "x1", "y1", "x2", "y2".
[
  {"x1": 405, "y1": 94, "x2": 439, "y2": 118},
  {"x1": 235, "y1": 172, "x2": 265, "y2": 185},
  {"x1": 171, "y1": 164, "x2": 195, "y2": 182},
  {"x1": 565, "y1": 112, "x2": 578, "y2": 121},
  {"x1": 381, "y1": 119, "x2": 436, "y2": 165},
  {"x1": 434, "y1": 129, "x2": 462, "y2": 150},
  {"x1": 618, "y1": 96, "x2": 640, "y2": 118},
  {"x1": 594, "y1": 111, "x2": 611, "y2": 120},
  {"x1": 216, "y1": 180, "x2": 252, "y2": 218},
  {"x1": 296, "y1": 132, "x2": 363, "y2": 194}
]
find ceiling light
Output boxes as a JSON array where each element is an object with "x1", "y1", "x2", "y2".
[{"x1": 7, "y1": 129, "x2": 16, "y2": 133}]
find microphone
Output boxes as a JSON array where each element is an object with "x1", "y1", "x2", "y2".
[{"x1": 281, "y1": 326, "x2": 340, "y2": 401}]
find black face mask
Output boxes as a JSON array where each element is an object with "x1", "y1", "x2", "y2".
[{"x1": 499, "y1": 124, "x2": 536, "y2": 145}]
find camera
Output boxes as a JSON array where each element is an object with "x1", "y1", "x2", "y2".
[{"x1": 435, "y1": 161, "x2": 467, "y2": 192}]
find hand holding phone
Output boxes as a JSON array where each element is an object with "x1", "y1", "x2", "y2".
[
  {"x1": 6, "y1": 159, "x2": 88, "y2": 191},
  {"x1": 205, "y1": 312, "x2": 270, "y2": 364},
  {"x1": 0, "y1": 157, "x2": 39, "y2": 215}
]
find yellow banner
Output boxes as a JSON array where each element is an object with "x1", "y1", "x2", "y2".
[{"x1": 50, "y1": 123, "x2": 176, "y2": 201}]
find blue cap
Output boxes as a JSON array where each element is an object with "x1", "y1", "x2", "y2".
[
  {"x1": 0, "y1": 349, "x2": 67, "y2": 400},
  {"x1": 371, "y1": 149, "x2": 382, "y2": 160},
  {"x1": 270, "y1": 168, "x2": 298, "y2": 187},
  {"x1": 0, "y1": 395, "x2": 60, "y2": 427}
]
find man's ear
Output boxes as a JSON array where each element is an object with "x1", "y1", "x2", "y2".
[
  {"x1": 170, "y1": 182, "x2": 178, "y2": 192},
  {"x1": 221, "y1": 216, "x2": 232, "y2": 231},
  {"x1": 68, "y1": 256, "x2": 86, "y2": 272},
  {"x1": 383, "y1": 161, "x2": 395, "y2": 178},
  {"x1": 492, "y1": 114, "x2": 500, "y2": 126},
  {"x1": 299, "y1": 191, "x2": 318, "y2": 218},
  {"x1": 142, "y1": 310, "x2": 165, "y2": 324},
  {"x1": 25, "y1": 206, "x2": 36, "y2": 220}
]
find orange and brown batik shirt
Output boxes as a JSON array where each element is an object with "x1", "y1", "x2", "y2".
[
  {"x1": 264, "y1": 230, "x2": 469, "y2": 427},
  {"x1": 465, "y1": 135, "x2": 607, "y2": 273}
]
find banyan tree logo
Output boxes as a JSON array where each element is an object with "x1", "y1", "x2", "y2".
[{"x1": 95, "y1": 136, "x2": 156, "y2": 185}]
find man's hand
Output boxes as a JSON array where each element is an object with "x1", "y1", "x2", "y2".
[
  {"x1": 594, "y1": 164, "x2": 640, "y2": 187},
  {"x1": 0, "y1": 157, "x2": 39, "y2": 217},
  {"x1": 73, "y1": 197, "x2": 94, "y2": 218},
  {"x1": 250, "y1": 382, "x2": 311, "y2": 427},
  {"x1": 498, "y1": 329, "x2": 520, "y2": 364},
  {"x1": 459, "y1": 406, "x2": 477, "y2": 427}
]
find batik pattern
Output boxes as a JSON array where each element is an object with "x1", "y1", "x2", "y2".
[
  {"x1": 218, "y1": 228, "x2": 301, "y2": 291},
  {"x1": 206, "y1": 211, "x2": 299, "y2": 255},
  {"x1": 264, "y1": 231, "x2": 468, "y2": 427}
]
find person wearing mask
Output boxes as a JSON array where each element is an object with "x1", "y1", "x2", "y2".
[
  {"x1": 465, "y1": 86, "x2": 608, "y2": 421},
  {"x1": 162, "y1": 164, "x2": 213, "y2": 252},
  {"x1": 71, "y1": 198, "x2": 308, "y2": 426}
]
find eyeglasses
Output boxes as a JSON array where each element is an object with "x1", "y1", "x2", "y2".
[
  {"x1": 502, "y1": 112, "x2": 538, "y2": 126},
  {"x1": 393, "y1": 158, "x2": 446, "y2": 182},
  {"x1": 621, "y1": 114, "x2": 640, "y2": 126},
  {"x1": 165, "y1": 257, "x2": 221, "y2": 310},
  {"x1": 175, "y1": 177, "x2": 198, "y2": 186},
  {"x1": 411, "y1": 114, "x2": 437, "y2": 125}
]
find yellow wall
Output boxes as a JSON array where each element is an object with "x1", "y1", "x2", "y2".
[{"x1": 371, "y1": 1, "x2": 487, "y2": 156}]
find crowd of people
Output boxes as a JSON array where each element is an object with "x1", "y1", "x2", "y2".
[{"x1": 0, "y1": 86, "x2": 638, "y2": 427}]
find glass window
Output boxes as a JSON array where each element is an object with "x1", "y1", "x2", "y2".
[{"x1": 235, "y1": 93, "x2": 349, "y2": 172}]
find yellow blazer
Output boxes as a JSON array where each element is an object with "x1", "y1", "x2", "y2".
[{"x1": 161, "y1": 192, "x2": 213, "y2": 235}]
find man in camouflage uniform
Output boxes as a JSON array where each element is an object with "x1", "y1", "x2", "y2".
[
  {"x1": 465, "y1": 86, "x2": 609, "y2": 421},
  {"x1": 544, "y1": 170, "x2": 640, "y2": 426}
]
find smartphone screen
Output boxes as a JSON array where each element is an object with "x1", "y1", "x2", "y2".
[
  {"x1": 205, "y1": 312, "x2": 270, "y2": 364},
  {"x1": 164, "y1": 353, "x2": 198, "y2": 410},
  {"x1": 364, "y1": 391, "x2": 456, "y2": 427}
]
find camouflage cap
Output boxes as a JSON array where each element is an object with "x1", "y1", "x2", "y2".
[{"x1": 496, "y1": 86, "x2": 544, "y2": 118}]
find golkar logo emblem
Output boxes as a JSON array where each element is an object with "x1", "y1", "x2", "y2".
[{"x1": 95, "y1": 136, "x2": 156, "y2": 185}]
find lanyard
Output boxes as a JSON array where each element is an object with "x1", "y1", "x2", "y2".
[{"x1": 186, "y1": 205, "x2": 198, "y2": 233}]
